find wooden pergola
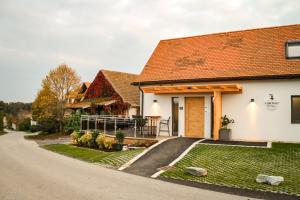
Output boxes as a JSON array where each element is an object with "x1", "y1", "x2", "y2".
[{"x1": 141, "y1": 84, "x2": 242, "y2": 140}]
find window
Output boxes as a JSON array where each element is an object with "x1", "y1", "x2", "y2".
[
  {"x1": 286, "y1": 41, "x2": 300, "y2": 59},
  {"x1": 291, "y1": 96, "x2": 300, "y2": 124}
]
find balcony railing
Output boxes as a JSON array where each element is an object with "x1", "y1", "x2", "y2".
[{"x1": 80, "y1": 115, "x2": 138, "y2": 137}]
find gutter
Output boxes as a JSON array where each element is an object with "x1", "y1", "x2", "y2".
[
  {"x1": 132, "y1": 73, "x2": 300, "y2": 86},
  {"x1": 138, "y1": 82, "x2": 144, "y2": 117}
]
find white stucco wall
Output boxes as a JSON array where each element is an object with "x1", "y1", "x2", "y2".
[
  {"x1": 127, "y1": 107, "x2": 137, "y2": 117},
  {"x1": 222, "y1": 79, "x2": 300, "y2": 142},
  {"x1": 143, "y1": 93, "x2": 212, "y2": 137},
  {"x1": 142, "y1": 79, "x2": 300, "y2": 142}
]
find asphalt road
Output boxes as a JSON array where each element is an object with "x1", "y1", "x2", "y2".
[{"x1": 0, "y1": 131, "x2": 254, "y2": 200}]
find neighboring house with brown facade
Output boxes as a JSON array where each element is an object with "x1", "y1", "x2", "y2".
[
  {"x1": 133, "y1": 24, "x2": 300, "y2": 142},
  {"x1": 65, "y1": 82, "x2": 91, "y2": 110},
  {"x1": 68, "y1": 69, "x2": 140, "y2": 116}
]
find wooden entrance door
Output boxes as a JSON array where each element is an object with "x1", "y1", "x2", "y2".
[{"x1": 185, "y1": 97, "x2": 204, "y2": 138}]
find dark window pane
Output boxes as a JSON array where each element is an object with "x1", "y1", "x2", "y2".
[{"x1": 291, "y1": 96, "x2": 300, "y2": 123}]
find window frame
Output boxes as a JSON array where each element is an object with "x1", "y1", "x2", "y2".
[
  {"x1": 286, "y1": 40, "x2": 300, "y2": 59},
  {"x1": 291, "y1": 95, "x2": 300, "y2": 124}
]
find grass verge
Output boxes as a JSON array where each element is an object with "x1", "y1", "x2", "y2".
[
  {"x1": 43, "y1": 144, "x2": 143, "y2": 168},
  {"x1": 161, "y1": 143, "x2": 300, "y2": 196}
]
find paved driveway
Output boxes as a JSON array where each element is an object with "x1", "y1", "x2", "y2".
[
  {"x1": 124, "y1": 137, "x2": 198, "y2": 177},
  {"x1": 0, "y1": 131, "x2": 253, "y2": 200}
]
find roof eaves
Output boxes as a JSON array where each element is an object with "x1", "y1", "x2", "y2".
[{"x1": 132, "y1": 73, "x2": 300, "y2": 86}]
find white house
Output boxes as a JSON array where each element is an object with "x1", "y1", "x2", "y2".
[{"x1": 133, "y1": 24, "x2": 300, "y2": 142}]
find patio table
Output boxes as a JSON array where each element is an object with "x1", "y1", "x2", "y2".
[{"x1": 145, "y1": 116, "x2": 161, "y2": 136}]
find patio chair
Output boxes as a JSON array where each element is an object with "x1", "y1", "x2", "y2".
[{"x1": 158, "y1": 117, "x2": 170, "y2": 136}]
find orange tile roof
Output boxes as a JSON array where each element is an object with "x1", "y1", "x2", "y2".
[
  {"x1": 102, "y1": 70, "x2": 140, "y2": 106},
  {"x1": 134, "y1": 24, "x2": 300, "y2": 85}
]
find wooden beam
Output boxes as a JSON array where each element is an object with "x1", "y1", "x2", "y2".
[
  {"x1": 146, "y1": 88, "x2": 240, "y2": 94},
  {"x1": 213, "y1": 91, "x2": 222, "y2": 141},
  {"x1": 141, "y1": 84, "x2": 242, "y2": 94},
  {"x1": 151, "y1": 89, "x2": 213, "y2": 94}
]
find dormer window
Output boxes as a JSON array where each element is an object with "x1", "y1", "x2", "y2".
[{"x1": 286, "y1": 40, "x2": 300, "y2": 59}]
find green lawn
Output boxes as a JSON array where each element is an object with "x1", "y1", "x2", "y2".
[
  {"x1": 162, "y1": 143, "x2": 300, "y2": 196},
  {"x1": 43, "y1": 144, "x2": 143, "y2": 168}
]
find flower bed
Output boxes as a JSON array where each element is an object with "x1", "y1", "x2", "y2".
[{"x1": 70, "y1": 130, "x2": 158, "y2": 151}]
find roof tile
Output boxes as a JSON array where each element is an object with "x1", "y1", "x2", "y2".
[{"x1": 134, "y1": 24, "x2": 300, "y2": 84}]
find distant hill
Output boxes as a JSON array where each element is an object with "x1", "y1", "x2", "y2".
[{"x1": 0, "y1": 101, "x2": 32, "y2": 116}]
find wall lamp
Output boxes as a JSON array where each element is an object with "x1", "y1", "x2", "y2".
[
  {"x1": 250, "y1": 98, "x2": 255, "y2": 103},
  {"x1": 153, "y1": 99, "x2": 158, "y2": 103}
]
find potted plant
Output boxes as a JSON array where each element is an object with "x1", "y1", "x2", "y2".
[
  {"x1": 133, "y1": 115, "x2": 147, "y2": 135},
  {"x1": 112, "y1": 129, "x2": 125, "y2": 151},
  {"x1": 219, "y1": 115, "x2": 234, "y2": 141}
]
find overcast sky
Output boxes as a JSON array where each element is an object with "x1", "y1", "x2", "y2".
[{"x1": 0, "y1": 0, "x2": 299, "y2": 103}]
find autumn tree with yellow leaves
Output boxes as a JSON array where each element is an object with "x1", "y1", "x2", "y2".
[{"x1": 32, "y1": 64, "x2": 80, "y2": 133}]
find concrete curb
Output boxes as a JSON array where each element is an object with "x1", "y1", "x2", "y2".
[
  {"x1": 118, "y1": 138, "x2": 172, "y2": 171},
  {"x1": 151, "y1": 138, "x2": 205, "y2": 178}
]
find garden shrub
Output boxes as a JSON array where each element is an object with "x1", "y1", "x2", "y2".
[
  {"x1": 103, "y1": 138, "x2": 114, "y2": 150},
  {"x1": 78, "y1": 132, "x2": 92, "y2": 147},
  {"x1": 64, "y1": 111, "x2": 81, "y2": 134},
  {"x1": 78, "y1": 130, "x2": 85, "y2": 137},
  {"x1": 18, "y1": 118, "x2": 31, "y2": 131},
  {"x1": 89, "y1": 130, "x2": 99, "y2": 148},
  {"x1": 115, "y1": 129, "x2": 125, "y2": 144},
  {"x1": 70, "y1": 131, "x2": 80, "y2": 144},
  {"x1": 134, "y1": 115, "x2": 147, "y2": 128},
  {"x1": 131, "y1": 140, "x2": 156, "y2": 148},
  {"x1": 96, "y1": 133, "x2": 106, "y2": 149},
  {"x1": 30, "y1": 125, "x2": 41, "y2": 133},
  {"x1": 38, "y1": 118, "x2": 59, "y2": 134},
  {"x1": 95, "y1": 134, "x2": 114, "y2": 150}
]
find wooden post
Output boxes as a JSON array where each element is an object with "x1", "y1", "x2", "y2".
[{"x1": 213, "y1": 91, "x2": 222, "y2": 141}]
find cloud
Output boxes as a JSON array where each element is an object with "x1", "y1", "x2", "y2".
[{"x1": 0, "y1": 0, "x2": 299, "y2": 102}]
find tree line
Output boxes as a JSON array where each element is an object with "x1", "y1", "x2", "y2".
[{"x1": 0, "y1": 101, "x2": 32, "y2": 132}]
